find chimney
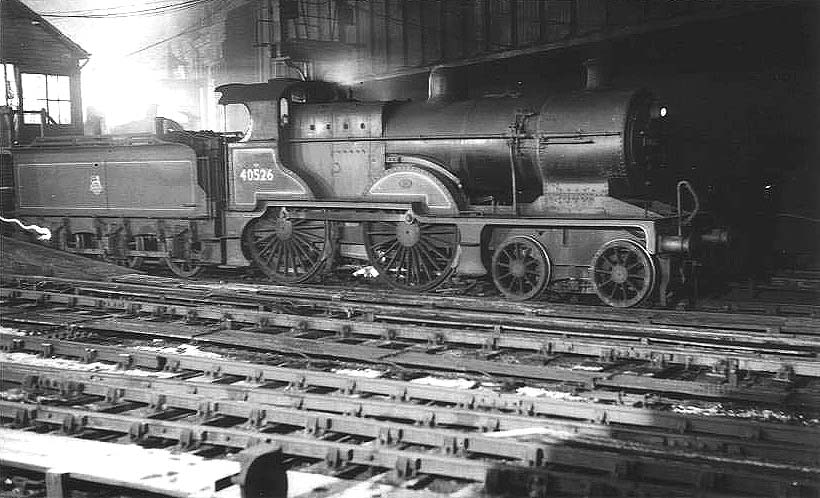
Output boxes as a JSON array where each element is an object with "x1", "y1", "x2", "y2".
[
  {"x1": 583, "y1": 57, "x2": 611, "y2": 90},
  {"x1": 427, "y1": 66, "x2": 467, "y2": 103}
]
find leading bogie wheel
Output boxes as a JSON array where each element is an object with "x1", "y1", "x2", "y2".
[
  {"x1": 243, "y1": 208, "x2": 333, "y2": 283},
  {"x1": 591, "y1": 239, "x2": 656, "y2": 307},
  {"x1": 363, "y1": 219, "x2": 459, "y2": 292},
  {"x1": 491, "y1": 235, "x2": 551, "y2": 301}
]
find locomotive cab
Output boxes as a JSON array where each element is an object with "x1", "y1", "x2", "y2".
[{"x1": 215, "y1": 79, "x2": 349, "y2": 267}]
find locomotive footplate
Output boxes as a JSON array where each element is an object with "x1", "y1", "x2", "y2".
[
  {"x1": 258, "y1": 203, "x2": 675, "y2": 304},
  {"x1": 255, "y1": 200, "x2": 427, "y2": 222},
  {"x1": 267, "y1": 200, "x2": 659, "y2": 255}
]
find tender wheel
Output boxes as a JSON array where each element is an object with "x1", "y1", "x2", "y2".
[
  {"x1": 591, "y1": 239, "x2": 656, "y2": 307},
  {"x1": 363, "y1": 219, "x2": 459, "y2": 292},
  {"x1": 243, "y1": 209, "x2": 332, "y2": 283},
  {"x1": 127, "y1": 235, "x2": 156, "y2": 270},
  {"x1": 491, "y1": 236, "x2": 551, "y2": 301},
  {"x1": 74, "y1": 233, "x2": 96, "y2": 253},
  {"x1": 163, "y1": 229, "x2": 204, "y2": 278},
  {"x1": 164, "y1": 255, "x2": 204, "y2": 278},
  {"x1": 52, "y1": 228, "x2": 75, "y2": 252},
  {"x1": 98, "y1": 234, "x2": 127, "y2": 266}
]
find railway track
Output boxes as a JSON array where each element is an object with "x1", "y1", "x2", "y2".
[
  {"x1": 120, "y1": 270, "x2": 820, "y2": 321},
  {"x1": 5, "y1": 273, "x2": 819, "y2": 343},
  {"x1": 2, "y1": 275, "x2": 820, "y2": 402},
  {"x1": 1, "y1": 341, "x2": 818, "y2": 497},
  {"x1": 1, "y1": 274, "x2": 819, "y2": 496}
]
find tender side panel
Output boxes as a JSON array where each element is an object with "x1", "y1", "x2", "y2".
[
  {"x1": 15, "y1": 149, "x2": 108, "y2": 213},
  {"x1": 14, "y1": 143, "x2": 207, "y2": 218},
  {"x1": 0, "y1": 153, "x2": 15, "y2": 215},
  {"x1": 103, "y1": 144, "x2": 206, "y2": 217}
]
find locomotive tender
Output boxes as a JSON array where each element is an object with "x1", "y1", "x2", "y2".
[{"x1": 10, "y1": 68, "x2": 727, "y2": 307}]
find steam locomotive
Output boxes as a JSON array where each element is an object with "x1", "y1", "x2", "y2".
[{"x1": 8, "y1": 68, "x2": 728, "y2": 307}]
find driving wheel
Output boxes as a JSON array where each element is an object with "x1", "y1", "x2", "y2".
[
  {"x1": 363, "y1": 219, "x2": 459, "y2": 291},
  {"x1": 243, "y1": 209, "x2": 333, "y2": 283}
]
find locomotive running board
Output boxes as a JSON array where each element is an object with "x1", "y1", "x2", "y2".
[
  {"x1": 257, "y1": 200, "x2": 426, "y2": 224},
  {"x1": 265, "y1": 200, "x2": 659, "y2": 252},
  {"x1": 265, "y1": 199, "x2": 424, "y2": 213}
]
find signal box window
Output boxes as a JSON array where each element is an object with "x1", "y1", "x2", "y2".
[
  {"x1": 3, "y1": 63, "x2": 18, "y2": 110},
  {"x1": 21, "y1": 73, "x2": 72, "y2": 124}
]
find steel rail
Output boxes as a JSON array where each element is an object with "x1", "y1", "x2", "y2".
[
  {"x1": 695, "y1": 297, "x2": 819, "y2": 318},
  {"x1": 5, "y1": 274, "x2": 818, "y2": 334},
  {"x1": 1, "y1": 334, "x2": 814, "y2": 447},
  {"x1": 2, "y1": 286, "x2": 819, "y2": 381},
  {"x1": 0, "y1": 332, "x2": 810, "y2": 406},
  {"x1": 0, "y1": 402, "x2": 816, "y2": 497},
  {"x1": 21, "y1": 379, "x2": 550, "y2": 467},
  {"x1": 0, "y1": 400, "x2": 483, "y2": 483},
  {"x1": 203, "y1": 289, "x2": 820, "y2": 335},
  {"x1": 59, "y1": 282, "x2": 820, "y2": 349},
  {"x1": 0, "y1": 366, "x2": 660, "y2": 471},
  {"x1": 3, "y1": 283, "x2": 819, "y2": 360},
  {"x1": 5, "y1": 362, "x2": 817, "y2": 466},
  {"x1": 16, "y1": 375, "x2": 820, "y2": 473},
  {"x1": 5, "y1": 275, "x2": 818, "y2": 347},
  {"x1": 0, "y1": 311, "x2": 808, "y2": 403},
  {"x1": 0, "y1": 403, "x2": 720, "y2": 497},
  {"x1": 126, "y1": 275, "x2": 820, "y2": 331}
]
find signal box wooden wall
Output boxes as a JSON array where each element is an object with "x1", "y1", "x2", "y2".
[{"x1": 0, "y1": 0, "x2": 88, "y2": 145}]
